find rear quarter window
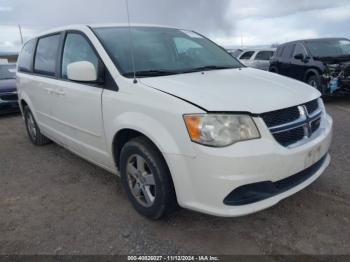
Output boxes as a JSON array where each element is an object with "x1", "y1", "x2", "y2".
[{"x1": 18, "y1": 39, "x2": 36, "y2": 73}]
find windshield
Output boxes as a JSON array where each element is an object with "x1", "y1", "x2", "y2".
[
  {"x1": 305, "y1": 39, "x2": 350, "y2": 58},
  {"x1": 0, "y1": 64, "x2": 16, "y2": 80},
  {"x1": 93, "y1": 27, "x2": 242, "y2": 77}
]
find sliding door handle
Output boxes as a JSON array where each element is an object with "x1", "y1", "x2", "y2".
[
  {"x1": 44, "y1": 87, "x2": 54, "y2": 95},
  {"x1": 55, "y1": 90, "x2": 66, "y2": 96}
]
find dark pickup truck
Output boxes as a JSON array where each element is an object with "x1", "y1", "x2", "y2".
[
  {"x1": 269, "y1": 38, "x2": 350, "y2": 95},
  {"x1": 0, "y1": 64, "x2": 19, "y2": 114}
]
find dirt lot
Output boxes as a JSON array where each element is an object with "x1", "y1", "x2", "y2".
[{"x1": 0, "y1": 98, "x2": 350, "y2": 255}]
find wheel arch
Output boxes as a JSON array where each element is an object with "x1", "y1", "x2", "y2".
[
  {"x1": 111, "y1": 128, "x2": 179, "y2": 202},
  {"x1": 303, "y1": 68, "x2": 321, "y2": 82},
  {"x1": 18, "y1": 91, "x2": 39, "y2": 121}
]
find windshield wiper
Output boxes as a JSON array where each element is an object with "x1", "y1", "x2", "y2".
[
  {"x1": 123, "y1": 70, "x2": 180, "y2": 77},
  {"x1": 182, "y1": 65, "x2": 237, "y2": 73}
]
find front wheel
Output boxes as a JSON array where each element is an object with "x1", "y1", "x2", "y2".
[
  {"x1": 119, "y1": 137, "x2": 177, "y2": 219},
  {"x1": 307, "y1": 75, "x2": 322, "y2": 91}
]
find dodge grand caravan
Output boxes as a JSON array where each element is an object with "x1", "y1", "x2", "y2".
[{"x1": 17, "y1": 24, "x2": 333, "y2": 219}]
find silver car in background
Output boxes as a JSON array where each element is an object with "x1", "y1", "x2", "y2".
[{"x1": 232, "y1": 48, "x2": 276, "y2": 71}]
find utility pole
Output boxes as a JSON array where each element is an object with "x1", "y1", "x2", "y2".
[{"x1": 18, "y1": 24, "x2": 23, "y2": 45}]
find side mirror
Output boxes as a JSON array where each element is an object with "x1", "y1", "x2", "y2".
[
  {"x1": 294, "y1": 53, "x2": 304, "y2": 60},
  {"x1": 67, "y1": 61, "x2": 97, "y2": 82}
]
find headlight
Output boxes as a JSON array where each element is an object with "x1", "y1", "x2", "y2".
[{"x1": 183, "y1": 114, "x2": 260, "y2": 147}]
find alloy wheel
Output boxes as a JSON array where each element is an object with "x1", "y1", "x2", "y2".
[
  {"x1": 26, "y1": 111, "x2": 37, "y2": 140},
  {"x1": 126, "y1": 154, "x2": 156, "y2": 207}
]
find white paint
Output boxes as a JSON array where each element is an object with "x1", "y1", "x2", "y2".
[{"x1": 17, "y1": 24, "x2": 334, "y2": 217}]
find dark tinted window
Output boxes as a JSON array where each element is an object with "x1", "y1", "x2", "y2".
[
  {"x1": 18, "y1": 39, "x2": 36, "y2": 72},
  {"x1": 34, "y1": 34, "x2": 60, "y2": 76},
  {"x1": 276, "y1": 46, "x2": 284, "y2": 57},
  {"x1": 0, "y1": 64, "x2": 16, "y2": 80},
  {"x1": 240, "y1": 51, "x2": 254, "y2": 60},
  {"x1": 62, "y1": 33, "x2": 100, "y2": 80},
  {"x1": 293, "y1": 43, "x2": 307, "y2": 57},
  {"x1": 255, "y1": 51, "x2": 274, "y2": 60},
  {"x1": 281, "y1": 44, "x2": 295, "y2": 58}
]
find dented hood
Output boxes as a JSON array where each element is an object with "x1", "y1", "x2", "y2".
[{"x1": 140, "y1": 68, "x2": 320, "y2": 114}]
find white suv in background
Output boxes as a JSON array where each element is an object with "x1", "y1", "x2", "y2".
[
  {"x1": 17, "y1": 24, "x2": 333, "y2": 219},
  {"x1": 235, "y1": 48, "x2": 276, "y2": 71}
]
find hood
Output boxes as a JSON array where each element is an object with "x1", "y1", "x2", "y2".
[
  {"x1": 0, "y1": 79, "x2": 16, "y2": 93},
  {"x1": 140, "y1": 68, "x2": 320, "y2": 114}
]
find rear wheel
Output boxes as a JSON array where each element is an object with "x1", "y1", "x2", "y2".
[
  {"x1": 119, "y1": 136, "x2": 177, "y2": 219},
  {"x1": 24, "y1": 106, "x2": 50, "y2": 146}
]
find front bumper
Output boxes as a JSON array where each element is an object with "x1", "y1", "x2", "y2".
[
  {"x1": 0, "y1": 91, "x2": 19, "y2": 114},
  {"x1": 165, "y1": 113, "x2": 333, "y2": 217}
]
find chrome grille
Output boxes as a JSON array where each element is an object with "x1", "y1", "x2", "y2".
[
  {"x1": 261, "y1": 99, "x2": 322, "y2": 147},
  {"x1": 304, "y1": 99, "x2": 319, "y2": 115}
]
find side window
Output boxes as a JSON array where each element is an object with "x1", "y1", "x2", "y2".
[
  {"x1": 18, "y1": 39, "x2": 36, "y2": 73},
  {"x1": 281, "y1": 44, "x2": 295, "y2": 59},
  {"x1": 239, "y1": 51, "x2": 254, "y2": 60},
  {"x1": 61, "y1": 33, "x2": 101, "y2": 80},
  {"x1": 34, "y1": 34, "x2": 61, "y2": 76},
  {"x1": 276, "y1": 46, "x2": 284, "y2": 57},
  {"x1": 255, "y1": 51, "x2": 274, "y2": 61},
  {"x1": 293, "y1": 43, "x2": 307, "y2": 57}
]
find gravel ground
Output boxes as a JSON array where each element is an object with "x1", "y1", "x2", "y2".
[{"x1": 0, "y1": 98, "x2": 349, "y2": 255}]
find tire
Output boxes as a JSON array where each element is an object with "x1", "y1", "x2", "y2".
[
  {"x1": 23, "y1": 106, "x2": 51, "y2": 146},
  {"x1": 119, "y1": 136, "x2": 177, "y2": 219},
  {"x1": 307, "y1": 74, "x2": 322, "y2": 92},
  {"x1": 269, "y1": 67, "x2": 278, "y2": 73}
]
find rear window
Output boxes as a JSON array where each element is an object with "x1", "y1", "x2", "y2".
[
  {"x1": 18, "y1": 39, "x2": 36, "y2": 73},
  {"x1": 34, "y1": 34, "x2": 61, "y2": 76},
  {"x1": 240, "y1": 51, "x2": 254, "y2": 60},
  {"x1": 255, "y1": 51, "x2": 274, "y2": 61}
]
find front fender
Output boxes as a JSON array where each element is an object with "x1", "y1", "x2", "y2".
[{"x1": 107, "y1": 111, "x2": 196, "y2": 158}]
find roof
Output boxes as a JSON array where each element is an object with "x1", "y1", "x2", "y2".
[
  {"x1": 35, "y1": 23, "x2": 181, "y2": 38},
  {"x1": 281, "y1": 37, "x2": 350, "y2": 46}
]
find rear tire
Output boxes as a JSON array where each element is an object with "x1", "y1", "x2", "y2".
[
  {"x1": 24, "y1": 106, "x2": 50, "y2": 146},
  {"x1": 119, "y1": 136, "x2": 177, "y2": 219}
]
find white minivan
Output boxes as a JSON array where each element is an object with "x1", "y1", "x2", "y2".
[{"x1": 17, "y1": 24, "x2": 333, "y2": 219}]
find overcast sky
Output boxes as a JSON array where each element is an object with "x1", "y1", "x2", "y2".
[{"x1": 0, "y1": 0, "x2": 350, "y2": 52}]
